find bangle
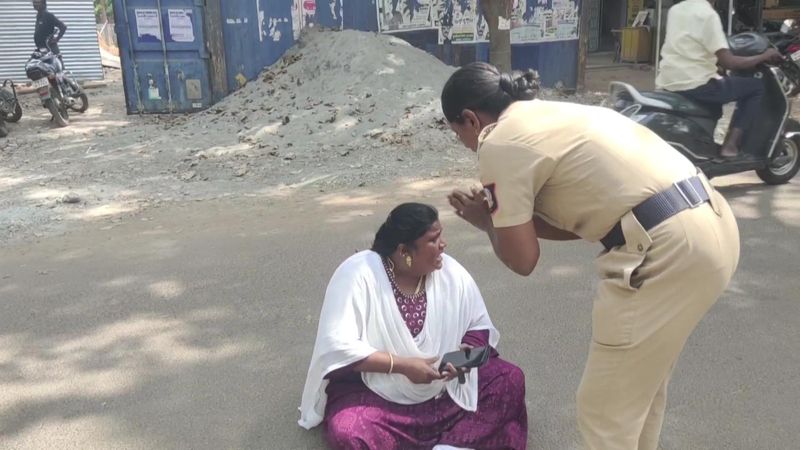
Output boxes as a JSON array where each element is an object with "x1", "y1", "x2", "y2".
[{"x1": 387, "y1": 352, "x2": 394, "y2": 374}]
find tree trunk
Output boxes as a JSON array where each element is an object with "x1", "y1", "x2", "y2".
[
  {"x1": 481, "y1": 0, "x2": 512, "y2": 73},
  {"x1": 576, "y1": 0, "x2": 592, "y2": 92}
]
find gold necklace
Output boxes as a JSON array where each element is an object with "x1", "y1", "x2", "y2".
[
  {"x1": 386, "y1": 257, "x2": 425, "y2": 297},
  {"x1": 413, "y1": 275, "x2": 424, "y2": 295}
]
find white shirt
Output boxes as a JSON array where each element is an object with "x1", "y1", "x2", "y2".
[{"x1": 656, "y1": 0, "x2": 730, "y2": 91}]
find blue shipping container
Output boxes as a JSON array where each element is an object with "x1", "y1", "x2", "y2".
[
  {"x1": 114, "y1": 0, "x2": 213, "y2": 113},
  {"x1": 220, "y1": 0, "x2": 295, "y2": 92}
]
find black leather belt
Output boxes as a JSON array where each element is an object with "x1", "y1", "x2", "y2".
[{"x1": 601, "y1": 176, "x2": 710, "y2": 250}]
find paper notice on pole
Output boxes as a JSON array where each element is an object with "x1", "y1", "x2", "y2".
[
  {"x1": 168, "y1": 9, "x2": 195, "y2": 42},
  {"x1": 135, "y1": 9, "x2": 162, "y2": 42}
]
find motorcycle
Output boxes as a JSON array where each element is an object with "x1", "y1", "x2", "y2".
[
  {"x1": 609, "y1": 30, "x2": 800, "y2": 185},
  {"x1": 0, "y1": 80, "x2": 23, "y2": 138},
  {"x1": 766, "y1": 19, "x2": 800, "y2": 95},
  {"x1": 24, "y1": 47, "x2": 88, "y2": 128}
]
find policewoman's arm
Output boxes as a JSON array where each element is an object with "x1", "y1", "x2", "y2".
[
  {"x1": 449, "y1": 138, "x2": 576, "y2": 275},
  {"x1": 449, "y1": 190, "x2": 537, "y2": 275},
  {"x1": 533, "y1": 216, "x2": 580, "y2": 241},
  {"x1": 449, "y1": 192, "x2": 576, "y2": 276}
]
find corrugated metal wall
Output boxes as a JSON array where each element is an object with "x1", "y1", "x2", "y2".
[{"x1": 0, "y1": 0, "x2": 103, "y2": 83}]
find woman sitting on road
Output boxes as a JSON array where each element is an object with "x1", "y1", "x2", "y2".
[{"x1": 299, "y1": 202, "x2": 528, "y2": 450}]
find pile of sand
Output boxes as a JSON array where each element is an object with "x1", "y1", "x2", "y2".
[{"x1": 175, "y1": 29, "x2": 468, "y2": 188}]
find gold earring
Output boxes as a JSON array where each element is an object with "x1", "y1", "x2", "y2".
[{"x1": 405, "y1": 255, "x2": 413, "y2": 268}]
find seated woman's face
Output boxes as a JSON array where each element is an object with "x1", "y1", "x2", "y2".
[{"x1": 410, "y1": 220, "x2": 447, "y2": 274}]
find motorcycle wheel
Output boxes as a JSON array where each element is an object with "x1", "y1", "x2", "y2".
[
  {"x1": 69, "y1": 93, "x2": 88, "y2": 113},
  {"x1": 46, "y1": 97, "x2": 69, "y2": 128},
  {"x1": 6, "y1": 103, "x2": 23, "y2": 122},
  {"x1": 756, "y1": 133, "x2": 800, "y2": 185}
]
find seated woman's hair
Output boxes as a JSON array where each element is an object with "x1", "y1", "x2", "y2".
[
  {"x1": 441, "y1": 62, "x2": 539, "y2": 123},
  {"x1": 372, "y1": 203, "x2": 439, "y2": 257}
]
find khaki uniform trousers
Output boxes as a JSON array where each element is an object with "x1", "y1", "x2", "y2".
[{"x1": 577, "y1": 178, "x2": 740, "y2": 450}]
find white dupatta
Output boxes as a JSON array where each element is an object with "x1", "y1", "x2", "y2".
[{"x1": 298, "y1": 250, "x2": 499, "y2": 430}]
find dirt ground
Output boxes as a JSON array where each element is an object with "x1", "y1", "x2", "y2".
[
  {"x1": 0, "y1": 30, "x2": 610, "y2": 247},
  {"x1": 585, "y1": 64, "x2": 656, "y2": 93}
]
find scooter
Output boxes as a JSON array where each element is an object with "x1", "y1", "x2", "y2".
[{"x1": 609, "y1": 32, "x2": 800, "y2": 185}]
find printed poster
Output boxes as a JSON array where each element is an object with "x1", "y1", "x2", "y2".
[
  {"x1": 303, "y1": 0, "x2": 316, "y2": 21},
  {"x1": 510, "y1": 0, "x2": 579, "y2": 44},
  {"x1": 379, "y1": 0, "x2": 436, "y2": 32},
  {"x1": 135, "y1": 9, "x2": 162, "y2": 42},
  {"x1": 435, "y1": 0, "x2": 488, "y2": 44},
  {"x1": 168, "y1": 9, "x2": 195, "y2": 42},
  {"x1": 379, "y1": 0, "x2": 580, "y2": 45}
]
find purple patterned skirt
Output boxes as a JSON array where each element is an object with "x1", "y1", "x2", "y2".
[{"x1": 323, "y1": 356, "x2": 528, "y2": 450}]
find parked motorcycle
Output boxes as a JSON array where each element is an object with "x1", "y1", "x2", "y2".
[
  {"x1": 766, "y1": 19, "x2": 800, "y2": 95},
  {"x1": 0, "y1": 80, "x2": 23, "y2": 138},
  {"x1": 609, "y1": 31, "x2": 800, "y2": 185},
  {"x1": 24, "y1": 47, "x2": 88, "y2": 128}
]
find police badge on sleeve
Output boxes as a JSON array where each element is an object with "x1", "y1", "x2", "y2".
[{"x1": 482, "y1": 183, "x2": 498, "y2": 214}]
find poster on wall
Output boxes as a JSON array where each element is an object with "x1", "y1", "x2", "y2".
[
  {"x1": 435, "y1": 0, "x2": 490, "y2": 44},
  {"x1": 135, "y1": 9, "x2": 162, "y2": 42},
  {"x1": 168, "y1": 9, "x2": 195, "y2": 42},
  {"x1": 378, "y1": 0, "x2": 579, "y2": 45},
  {"x1": 379, "y1": 0, "x2": 436, "y2": 32},
  {"x1": 303, "y1": 0, "x2": 316, "y2": 23},
  {"x1": 435, "y1": 0, "x2": 483, "y2": 44},
  {"x1": 510, "y1": 0, "x2": 579, "y2": 44}
]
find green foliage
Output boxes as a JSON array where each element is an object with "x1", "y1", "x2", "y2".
[{"x1": 94, "y1": 0, "x2": 114, "y2": 22}]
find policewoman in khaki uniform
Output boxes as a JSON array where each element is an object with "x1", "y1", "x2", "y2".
[{"x1": 441, "y1": 62, "x2": 740, "y2": 450}]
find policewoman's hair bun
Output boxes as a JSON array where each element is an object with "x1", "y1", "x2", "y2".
[
  {"x1": 441, "y1": 62, "x2": 539, "y2": 123},
  {"x1": 499, "y1": 70, "x2": 540, "y2": 101}
]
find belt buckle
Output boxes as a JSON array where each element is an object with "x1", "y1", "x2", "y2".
[{"x1": 674, "y1": 179, "x2": 703, "y2": 208}]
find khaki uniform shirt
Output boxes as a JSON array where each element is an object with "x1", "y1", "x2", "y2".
[
  {"x1": 478, "y1": 100, "x2": 697, "y2": 242},
  {"x1": 656, "y1": 0, "x2": 729, "y2": 91}
]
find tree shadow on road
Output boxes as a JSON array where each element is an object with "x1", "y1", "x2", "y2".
[
  {"x1": 2, "y1": 177, "x2": 796, "y2": 449},
  {"x1": 0, "y1": 184, "x2": 599, "y2": 449}
]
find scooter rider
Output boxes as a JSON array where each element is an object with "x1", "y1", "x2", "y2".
[{"x1": 657, "y1": 0, "x2": 782, "y2": 159}]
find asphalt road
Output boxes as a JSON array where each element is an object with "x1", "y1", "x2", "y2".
[{"x1": 0, "y1": 174, "x2": 798, "y2": 449}]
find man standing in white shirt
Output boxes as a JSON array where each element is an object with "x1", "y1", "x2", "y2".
[{"x1": 656, "y1": 0, "x2": 782, "y2": 158}]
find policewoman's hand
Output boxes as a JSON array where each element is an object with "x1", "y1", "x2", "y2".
[
  {"x1": 448, "y1": 188, "x2": 492, "y2": 231},
  {"x1": 395, "y1": 356, "x2": 444, "y2": 384}
]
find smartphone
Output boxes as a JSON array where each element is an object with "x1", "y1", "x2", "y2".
[{"x1": 438, "y1": 346, "x2": 490, "y2": 374}]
